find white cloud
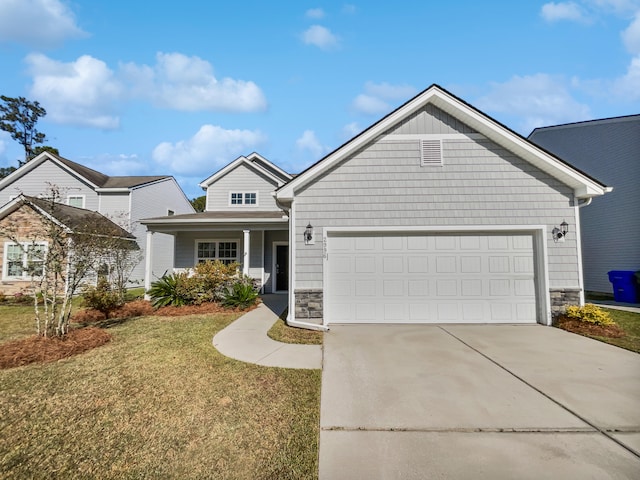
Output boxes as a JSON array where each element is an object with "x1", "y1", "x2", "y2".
[
  {"x1": 342, "y1": 4, "x2": 357, "y2": 14},
  {"x1": 351, "y1": 82, "x2": 417, "y2": 115},
  {"x1": 612, "y1": 55, "x2": 640, "y2": 99},
  {"x1": 0, "y1": 0, "x2": 87, "y2": 47},
  {"x1": 541, "y1": 2, "x2": 591, "y2": 22},
  {"x1": 589, "y1": 0, "x2": 640, "y2": 15},
  {"x1": 152, "y1": 125, "x2": 267, "y2": 176},
  {"x1": 295, "y1": 130, "x2": 328, "y2": 158},
  {"x1": 306, "y1": 8, "x2": 325, "y2": 19},
  {"x1": 476, "y1": 74, "x2": 591, "y2": 132},
  {"x1": 78, "y1": 153, "x2": 149, "y2": 177},
  {"x1": 26, "y1": 53, "x2": 123, "y2": 129},
  {"x1": 302, "y1": 25, "x2": 340, "y2": 49},
  {"x1": 341, "y1": 122, "x2": 361, "y2": 140},
  {"x1": 121, "y1": 52, "x2": 267, "y2": 112},
  {"x1": 622, "y1": 12, "x2": 640, "y2": 54}
]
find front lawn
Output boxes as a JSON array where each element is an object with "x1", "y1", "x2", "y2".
[
  {"x1": 0, "y1": 306, "x2": 321, "y2": 479},
  {"x1": 591, "y1": 308, "x2": 640, "y2": 353}
]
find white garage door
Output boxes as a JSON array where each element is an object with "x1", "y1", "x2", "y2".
[{"x1": 326, "y1": 233, "x2": 537, "y2": 324}]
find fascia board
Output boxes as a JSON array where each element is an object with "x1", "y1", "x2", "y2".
[
  {"x1": 140, "y1": 217, "x2": 288, "y2": 226},
  {"x1": 247, "y1": 152, "x2": 292, "y2": 181},
  {"x1": 429, "y1": 92, "x2": 609, "y2": 198},
  {"x1": 95, "y1": 188, "x2": 131, "y2": 193},
  {"x1": 0, "y1": 154, "x2": 50, "y2": 190},
  {"x1": 198, "y1": 156, "x2": 248, "y2": 188}
]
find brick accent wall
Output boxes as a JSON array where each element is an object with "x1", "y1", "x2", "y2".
[
  {"x1": 294, "y1": 289, "x2": 323, "y2": 323},
  {"x1": 550, "y1": 288, "x2": 582, "y2": 317},
  {"x1": 0, "y1": 205, "x2": 51, "y2": 295}
]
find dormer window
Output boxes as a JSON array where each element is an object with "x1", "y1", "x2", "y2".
[{"x1": 229, "y1": 192, "x2": 258, "y2": 206}]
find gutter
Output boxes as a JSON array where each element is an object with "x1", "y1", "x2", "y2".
[{"x1": 577, "y1": 198, "x2": 593, "y2": 208}]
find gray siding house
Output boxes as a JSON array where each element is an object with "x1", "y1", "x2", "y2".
[
  {"x1": 528, "y1": 115, "x2": 640, "y2": 295},
  {"x1": 141, "y1": 153, "x2": 291, "y2": 294},
  {"x1": 0, "y1": 152, "x2": 194, "y2": 289},
  {"x1": 276, "y1": 85, "x2": 609, "y2": 329}
]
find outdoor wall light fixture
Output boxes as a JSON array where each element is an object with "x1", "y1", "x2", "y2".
[
  {"x1": 304, "y1": 223, "x2": 315, "y2": 245},
  {"x1": 552, "y1": 220, "x2": 569, "y2": 242}
]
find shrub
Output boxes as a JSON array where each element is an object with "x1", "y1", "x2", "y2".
[
  {"x1": 82, "y1": 278, "x2": 124, "y2": 316},
  {"x1": 221, "y1": 276, "x2": 259, "y2": 309},
  {"x1": 147, "y1": 273, "x2": 190, "y2": 308},
  {"x1": 183, "y1": 261, "x2": 240, "y2": 304},
  {"x1": 565, "y1": 304, "x2": 614, "y2": 326}
]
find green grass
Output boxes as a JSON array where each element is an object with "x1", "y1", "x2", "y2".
[
  {"x1": 267, "y1": 309, "x2": 323, "y2": 345},
  {"x1": 0, "y1": 310, "x2": 321, "y2": 479},
  {"x1": 0, "y1": 304, "x2": 37, "y2": 341},
  {"x1": 593, "y1": 308, "x2": 640, "y2": 353}
]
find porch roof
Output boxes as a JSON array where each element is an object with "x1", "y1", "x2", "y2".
[{"x1": 141, "y1": 210, "x2": 288, "y2": 230}]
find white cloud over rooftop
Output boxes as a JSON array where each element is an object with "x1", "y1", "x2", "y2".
[
  {"x1": 0, "y1": 0, "x2": 87, "y2": 47},
  {"x1": 152, "y1": 125, "x2": 267, "y2": 176}
]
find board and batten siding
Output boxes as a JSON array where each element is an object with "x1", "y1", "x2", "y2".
[
  {"x1": 294, "y1": 135, "x2": 578, "y2": 291},
  {"x1": 0, "y1": 159, "x2": 99, "y2": 210},
  {"x1": 205, "y1": 163, "x2": 280, "y2": 211},
  {"x1": 130, "y1": 178, "x2": 194, "y2": 284}
]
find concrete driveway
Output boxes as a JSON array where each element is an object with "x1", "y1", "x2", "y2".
[{"x1": 319, "y1": 325, "x2": 640, "y2": 479}]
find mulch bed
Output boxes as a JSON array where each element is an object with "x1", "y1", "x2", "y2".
[
  {"x1": 2, "y1": 300, "x2": 257, "y2": 370},
  {"x1": 0, "y1": 327, "x2": 112, "y2": 369},
  {"x1": 554, "y1": 316, "x2": 625, "y2": 338},
  {"x1": 71, "y1": 300, "x2": 255, "y2": 323}
]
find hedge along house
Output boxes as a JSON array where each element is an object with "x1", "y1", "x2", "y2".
[
  {"x1": 141, "y1": 153, "x2": 292, "y2": 294},
  {"x1": 276, "y1": 84, "x2": 610, "y2": 330}
]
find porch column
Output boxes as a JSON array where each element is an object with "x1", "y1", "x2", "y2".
[
  {"x1": 144, "y1": 230, "x2": 154, "y2": 300},
  {"x1": 242, "y1": 229, "x2": 250, "y2": 276}
]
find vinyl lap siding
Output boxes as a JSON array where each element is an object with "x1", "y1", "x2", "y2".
[
  {"x1": 98, "y1": 193, "x2": 130, "y2": 222},
  {"x1": 206, "y1": 164, "x2": 279, "y2": 211},
  {"x1": 0, "y1": 160, "x2": 99, "y2": 210},
  {"x1": 295, "y1": 137, "x2": 578, "y2": 290},
  {"x1": 130, "y1": 179, "x2": 194, "y2": 283}
]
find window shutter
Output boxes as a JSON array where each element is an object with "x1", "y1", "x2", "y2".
[{"x1": 420, "y1": 139, "x2": 442, "y2": 166}]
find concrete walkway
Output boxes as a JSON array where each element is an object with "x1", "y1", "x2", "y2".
[{"x1": 212, "y1": 294, "x2": 322, "y2": 369}]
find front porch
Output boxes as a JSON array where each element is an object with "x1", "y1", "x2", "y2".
[{"x1": 141, "y1": 211, "x2": 289, "y2": 294}]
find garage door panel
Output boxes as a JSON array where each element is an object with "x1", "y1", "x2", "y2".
[{"x1": 326, "y1": 233, "x2": 537, "y2": 324}]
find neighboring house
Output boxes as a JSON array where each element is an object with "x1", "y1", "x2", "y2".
[
  {"x1": 143, "y1": 85, "x2": 610, "y2": 329},
  {"x1": 0, "y1": 152, "x2": 194, "y2": 288},
  {"x1": 528, "y1": 115, "x2": 640, "y2": 295},
  {"x1": 141, "y1": 153, "x2": 291, "y2": 294},
  {"x1": 0, "y1": 194, "x2": 137, "y2": 295}
]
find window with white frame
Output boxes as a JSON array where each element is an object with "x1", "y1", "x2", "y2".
[
  {"x1": 3, "y1": 241, "x2": 47, "y2": 279},
  {"x1": 196, "y1": 241, "x2": 238, "y2": 265},
  {"x1": 229, "y1": 192, "x2": 258, "y2": 206},
  {"x1": 67, "y1": 195, "x2": 85, "y2": 208}
]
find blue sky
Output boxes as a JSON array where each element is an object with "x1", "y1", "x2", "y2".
[{"x1": 0, "y1": 0, "x2": 638, "y2": 199}]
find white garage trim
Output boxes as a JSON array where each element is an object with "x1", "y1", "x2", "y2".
[{"x1": 323, "y1": 226, "x2": 551, "y2": 326}]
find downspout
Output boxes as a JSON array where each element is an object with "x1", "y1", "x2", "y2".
[
  {"x1": 274, "y1": 194, "x2": 329, "y2": 332},
  {"x1": 574, "y1": 196, "x2": 593, "y2": 306}
]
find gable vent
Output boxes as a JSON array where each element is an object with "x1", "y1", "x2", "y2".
[{"x1": 420, "y1": 139, "x2": 443, "y2": 166}]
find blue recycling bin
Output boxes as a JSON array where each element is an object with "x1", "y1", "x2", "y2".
[{"x1": 607, "y1": 270, "x2": 639, "y2": 303}]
